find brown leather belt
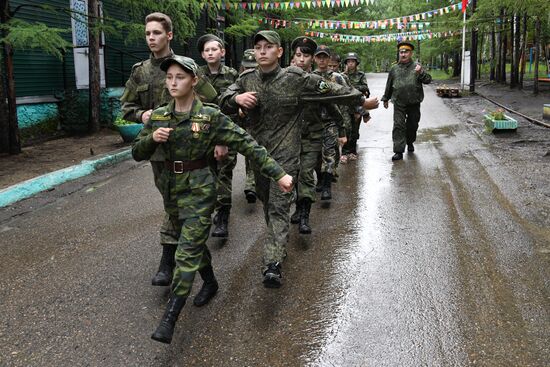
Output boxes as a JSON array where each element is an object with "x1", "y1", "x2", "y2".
[{"x1": 164, "y1": 158, "x2": 208, "y2": 173}]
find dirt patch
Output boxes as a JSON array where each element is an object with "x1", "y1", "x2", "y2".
[{"x1": 0, "y1": 128, "x2": 129, "y2": 190}]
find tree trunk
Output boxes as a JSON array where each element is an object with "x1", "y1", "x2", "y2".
[
  {"x1": 0, "y1": 0, "x2": 21, "y2": 154},
  {"x1": 500, "y1": 11, "x2": 507, "y2": 84},
  {"x1": 513, "y1": 14, "x2": 521, "y2": 87},
  {"x1": 443, "y1": 53, "x2": 449, "y2": 74},
  {"x1": 496, "y1": 10, "x2": 502, "y2": 81},
  {"x1": 478, "y1": 32, "x2": 484, "y2": 79},
  {"x1": 453, "y1": 52, "x2": 461, "y2": 77},
  {"x1": 519, "y1": 13, "x2": 528, "y2": 89},
  {"x1": 510, "y1": 13, "x2": 516, "y2": 88},
  {"x1": 534, "y1": 17, "x2": 541, "y2": 95},
  {"x1": 469, "y1": 0, "x2": 477, "y2": 91},
  {"x1": 88, "y1": 0, "x2": 101, "y2": 133},
  {"x1": 490, "y1": 25, "x2": 496, "y2": 80}
]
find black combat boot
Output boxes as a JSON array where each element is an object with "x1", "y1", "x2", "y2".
[
  {"x1": 211, "y1": 206, "x2": 230, "y2": 237},
  {"x1": 290, "y1": 200, "x2": 303, "y2": 224},
  {"x1": 320, "y1": 173, "x2": 333, "y2": 201},
  {"x1": 263, "y1": 262, "x2": 282, "y2": 288},
  {"x1": 151, "y1": 295, "x2": 186, "y2": 344},
  {"x1": 193, "y1": 265, "x2": 219, "y2": 307},
  {"x1": 392, "y1": 152, "x2": 403, "y2": 161},
  {"x1": 151, "y1": 245, "x2": 177, "y2": 286},
  {"x1": 299, "y1": 199, "x2": 312, "y2": 234},
  {"x1": 244, "y1": 190, "x2": 257, "y2": 203}
]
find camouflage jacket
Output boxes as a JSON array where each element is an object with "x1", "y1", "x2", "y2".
[
  {"x1": 132, "y1": 99, "x2": 285, "y2": 218},
  {"x1": 313, "y1": 69, "x2": 352, "y2": 135},
  {"x1": 344, "y1": 70, "x2": 370, "y2": 97},
  {"x1": 220, "y1": 65, "x2": 362, "y2": 174},
  {"x1": 198, "y1": 64, "x2": 239, "y2": 105},
  {"x1": 120, "y1": 52, "x2": 174, "y2": 124},
  {"x1": 382, "y1": 61, "x2": 432, "y2": 107}
]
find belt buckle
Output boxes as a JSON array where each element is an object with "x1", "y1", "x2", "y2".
[{"x1": 173, "y1": 161, "x2": 184, "y2": 174}]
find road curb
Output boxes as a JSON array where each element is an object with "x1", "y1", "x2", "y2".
[{"x1": 0, "y1": 147, "x2": 132, "y2": 208}]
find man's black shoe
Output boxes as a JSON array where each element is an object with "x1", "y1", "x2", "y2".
[
  {"x1": 263, "y1": 262, "x2": 282, "y2": 288},
  {"x1": 298, "y1": 199, "x2": 312, "y2": 234},
  {"x1": 245, "y1": 190, "x2": 257, "y2": 203},
  {"x1": 151, "y1": 295, "x2": 186, "y2": 344},
  {"x1": 392, "y1": 153, "x2": 403, "y2": 161},
  {"x1": 212, "y1": 207, "x2": 230, "y2": 237},
  {"x1": 193, "y1": 265, "x2": 218, "y2": 306},
  {"x1": 290, "y1": 201, "x2": 303, "y2": 224},
  {"x1": 407, "y1": 143, "x2": 415, "y2": 152},
  {"x1": 151, "y1": 245, "x2": 176, "y2": 286}
]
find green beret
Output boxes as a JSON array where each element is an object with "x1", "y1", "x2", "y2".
[{"x1": 291, "y1": 36, "x2": 317, "y2": 55}]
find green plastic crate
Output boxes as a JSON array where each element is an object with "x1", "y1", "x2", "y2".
[{"x1": 484, "y1": 114, "x2": 518, "y2": 131}]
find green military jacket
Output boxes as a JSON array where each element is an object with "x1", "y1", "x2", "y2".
[
  {"x1": 198, "y1": 64, "x2": 239, "y2": 105},
  {"x1": 313, "y1": 69, "x2": 352, "y2": 136},
  {"x1": 132, "y1": 99, "x2": 285, "y2": 219},
  {"x1": 220, "y1": 65, "x2": 363, "y2": 175},
  {"x1": 382, "y1": 61, "x2": 432, "y2": 107},
  {"x1": 345, "y1": 70, "x2": 370, "y2": 97}
]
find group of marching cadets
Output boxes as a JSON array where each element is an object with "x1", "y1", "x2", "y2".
[{"x1": 121, "y1": 11, "x2": 429, "y2": 345}]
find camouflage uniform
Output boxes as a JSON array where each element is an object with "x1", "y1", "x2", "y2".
[
  {"x1": 198, "y1": 64, "x2": 240, "y2": 235},
  {"x1": 132, "y1": 98, "x2": 286, "y2": 297},
  {"x1": 342, "y1": 69, "x2": 370, "y2": 156},
  {"x1": 313, "y1": 70, "x2": 350, "y2": 176},
  {"x1": 381, "y1": 61, "x2": 432, "y2": 153},
  {"x1": 220, "y1": 65, "x2": 363, "y2": 269}
]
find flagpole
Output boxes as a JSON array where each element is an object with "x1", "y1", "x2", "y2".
[{"x1": 460, "y1": 3, "x2": 467, "y2": 89}]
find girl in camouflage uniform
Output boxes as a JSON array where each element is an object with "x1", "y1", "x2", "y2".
[{"x1": 132, "y1": 55, "x2": 293, "y2": 344}]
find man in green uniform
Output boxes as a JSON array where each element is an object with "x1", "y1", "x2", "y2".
[
  {"x1": 382, "y1": 42, "x2": 432, "y2": 161},
  {"x1": 120, "y1": 13, "x2": 217, "y2": 287},
  {"x1": 342, "y1": 52, "x2": 371, "y2": 162},
  {"x1": 197, "y1": 34, "x2": 239, "y2": 238},
  {"x1": 220, "y1": 31, "x2": 379, "y2": 288},
  {"x1": 132, "y1": 55, "x2": 293, "y2": 344},
  {"x1": 238, "y1": 49, "x2": 259, "y2": 204},
  {"x1": 289, "y1": 37, "x2": 344, "y2": 233},
  {"x1": 313, "y1": 45, "x2": 350, "y2": 201}
]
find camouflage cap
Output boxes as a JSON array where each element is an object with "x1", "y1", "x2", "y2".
[
  {"x1": 197, "y1": 34, "x2": 224, "y2": 52},
  {"x1": 397, "y1": 41, "x2": 414, "y2": 51},
  {"x1": 254, "y1": 30, "x2": 281, "y2": 46},
  {"x1": 160, "y1": 55, "x2": 199, "y2": 75},
  {"x1": 241, "y1": 49, "x2": 257, "y2": 68},
  {"x1": 291, "y1": 36, "x2": 317, "y2": 55},
  {"x1": 314, "y1": 45, "x2": 331, "y2": 56}
]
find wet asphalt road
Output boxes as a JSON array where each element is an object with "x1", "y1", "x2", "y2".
[{"x1": 1, "y1": 73, "x2": 549, "y2": 367}]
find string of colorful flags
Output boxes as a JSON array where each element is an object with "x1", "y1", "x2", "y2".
[
  {"x1": 304, "y1": 29, "x2": 463, "y2": 43},
  {"x1": 262, "y1": 16, "x2": 432, "y2": 31},
  {"x1": 206, "y1": 0, "x2": 374, "y2": 11},
  {"x1": 260, "y1": 2, "x2": 463, "y2": 31}
]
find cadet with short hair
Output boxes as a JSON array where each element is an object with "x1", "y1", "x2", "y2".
[
  {"x1": 239, "y1": 49, "x2": 259, "y2": 203},
  {"x1": 289, "y1": 37, "x2": 345, "y2": 234},
  {"x1": 313, "y1": 45, "x2": 351, "y2": 202},
  {"x1": 382, "y1": 42, "x2": 432, "y2": 161},
  {"x1": 220, "y1": 31, "x2": 379, "y2": 288},
  {"x1": 342, "y1": 52, "x2": 371, "y2": 162},
  {"x1": 132, "y1": 55, "x2": 293, "y2": 344},
  {"x1": 120, "y1": 13, "x2": 216, "y2": 288},
  {"x1": 197, "y1": 34, "x2": 239, "y2": 238}
]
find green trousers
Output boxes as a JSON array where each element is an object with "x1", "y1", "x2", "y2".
[{"x1": 392, "y1": 103, "x2": 420, "y2": 153}]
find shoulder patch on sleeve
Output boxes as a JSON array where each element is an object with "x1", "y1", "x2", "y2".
[
  {"x1": 239, "y1": 68, "x2": 256, "y2": 78},
  {"x1": 131, "y1": 61, "x2": 144, "y2": 72},
  {"x1": 317, "y1": 80, "x2": 331, "y2": 94}
]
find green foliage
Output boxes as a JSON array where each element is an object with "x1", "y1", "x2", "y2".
[
  {"x1": 109, "y1": 0, "x2": 203, "y2": 45},
  {"x1": 113, "y1": 116, "x2": 139, "y2": 126},
  {"x1": 488, "y1": 108, "x2": 506, "y2": 120},
  {"x1": 224, "y1": 16, "x2": 261, "y2": 37},
  {"x1": 0, "y1": 19, "x2": 71, "y2": 60}
]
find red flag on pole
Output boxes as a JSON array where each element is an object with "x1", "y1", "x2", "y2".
[{"x1": 462, "y1": 0, "x2": 468, "y2": 13}]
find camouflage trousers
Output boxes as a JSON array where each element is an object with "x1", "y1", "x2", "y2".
[
  {"x1": 244, "y1": 156, "x2": 256, "y2": 194},
  {"x1": 215, "y1": 150, "x2": 238, "y2": 209},
  {"x1": 392, "y1": 103, "x2": 420, "y2": 153},
  {"x1": 297, "y1": 137, "x2": 322, "y2": 202},
  {"x1": 342, "y1": 114, "x2": 361, "y2": 155},
  {"x1": 162, "y1": 215, "x2": 214, "y2": 297},
  {"x1": 151, "y1": 161, "x2": 179, "y2": 246},
  {"x1": 321, "y1": 123, "x2": 338, "y2": 175},
  {"x1": 255, "y1": 168, "x2": 298, "y2": 266}
]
